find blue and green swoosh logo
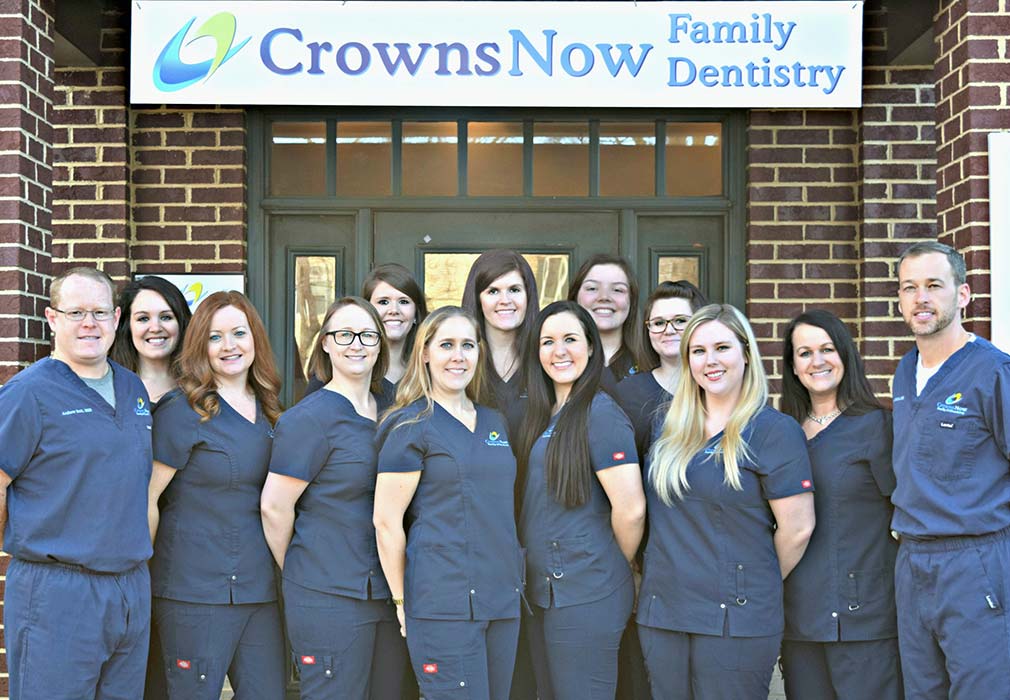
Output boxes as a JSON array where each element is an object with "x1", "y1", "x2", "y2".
[{"x1": 153, "y1": 12, "x2": 250, "y2": 92}]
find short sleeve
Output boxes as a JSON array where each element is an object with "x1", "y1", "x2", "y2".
[
  {"x1": 376, "y1": 410, "x2": 427, "y2": 474},
  {"x1": 269, "y1": 404, "x2": 330, "y2": 483},
  {"x1": 0, "y1": 382, "x2": 42, "y2": 480},
  {"x1": 151, "y1": 392, "x2": 200, "y2": 470},
  {"x1": 865, "y1": 410, "x2": 896, "y2": 497},
  {"x1": 985, "y1": 361, "x2": 1010, "y2": 460},
  {"x1": 753, "y1": 412, "x2": 814, "y2": 500},
  {"x1": 588, "y1": 394, "x2": 639, "y2": 472}
]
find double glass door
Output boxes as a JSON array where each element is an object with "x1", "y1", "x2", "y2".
[{"x1": 266, "y1": 208, "x2": 728, "y2": 408}]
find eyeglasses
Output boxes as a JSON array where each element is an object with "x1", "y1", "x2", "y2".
[
  {"x1": 325, "y1": 329, "x2": 381, "y2": 346},
  {"x1": 51, "y1": 307, "x2": 115, "y2": 323},
  {"x1": 646, "y1": 316, "x2": 691, "y2": 334}
]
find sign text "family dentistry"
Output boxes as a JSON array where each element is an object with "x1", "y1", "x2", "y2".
[{"x1": 130, "y1": 1, "x2": 864, "y2": 108}]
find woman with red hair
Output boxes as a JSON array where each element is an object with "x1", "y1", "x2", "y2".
[{"x1": 147, "y1": 291, "x2": 285, "y2": 700}]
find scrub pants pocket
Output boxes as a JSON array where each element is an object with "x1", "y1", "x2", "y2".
[
  {"x1": 405, "y1": 620, "x2": 472, "y2": 699},
  {"x1": 155, "y1": 604, "x2": 221, "y2": 700}
]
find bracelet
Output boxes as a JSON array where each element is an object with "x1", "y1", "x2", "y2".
[{"x1": 392, "y1": 597, "x2": 404, "y2": 606}]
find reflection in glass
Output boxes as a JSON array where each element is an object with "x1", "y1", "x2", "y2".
[
  {"x1": 337, "y1": 121, "x2": 392, "y2": 196},
  {"x1": 423, "y1": 252, "x2": 570, "y2": 309},
  {"x1": 403, "y1": 122, "x2": 458, "y2": 196},
  {"x1": 666, "y1": 123, "x2": 722, "y2": 196},
  {"x1": 468, "y1": 122, "x2": 523, "y2": 196},
  {"x1": 533, "y1": 122, "x2": 589, "y2": 196},
  {"x1": 600, "y1": 122, "x2": 655, "y2": 197},
  {"x1": 657, "y1": 256, "x2": 700, "y2": 287},
  {"x1": 271, "y1": 122, "x2": 326, "y2": 196},
  {"x1": 293, "y1": 256, "x2": 337, "y2": 398}
]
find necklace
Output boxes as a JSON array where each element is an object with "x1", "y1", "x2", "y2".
[{"x1": 807, "y1": 408, "x2": 841, "y2": 425}]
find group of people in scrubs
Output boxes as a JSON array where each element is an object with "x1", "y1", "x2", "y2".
[{"x1": 0, "y1": 240, "x2": 1006, "y2": 700}]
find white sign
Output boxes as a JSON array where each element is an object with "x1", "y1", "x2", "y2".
[
  {"x1": 130, "y1": 1, "x2": 864, "y2": 108},
  {"x1": 145, "y1": 274, "x2": 245, "y2": 311}
]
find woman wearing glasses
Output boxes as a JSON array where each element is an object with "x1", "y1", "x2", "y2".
[
  {"x1": 373, "y1": 307, "x2": 524, "y2": 700},
  {"x1": 261, "y1": 297, "x2": 407, "y2": 700},
  {"x1": 616, "y1": 281, "x2": 708, "y2": 459},
  {"x1": 147, "y1": 291, "x2": 285, "y2": 700}
]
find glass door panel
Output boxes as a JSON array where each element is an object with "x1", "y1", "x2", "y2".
[{"x1": 422, "y1": 252, "x2": 570, "y2": 309}]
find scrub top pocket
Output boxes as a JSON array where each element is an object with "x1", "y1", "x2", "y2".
[{"x1": 915, "y1": 417, "x2": 978, "y2": 481}]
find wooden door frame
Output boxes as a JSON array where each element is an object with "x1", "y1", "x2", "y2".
[{"x1": 247, "y1": 106, "x2": 746, "y2": 323}]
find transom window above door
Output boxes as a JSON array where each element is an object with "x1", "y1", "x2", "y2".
[{"x1": 269, "y1": 118, "x2": 723, "y2": 198}]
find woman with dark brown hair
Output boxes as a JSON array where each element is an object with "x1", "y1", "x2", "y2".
[
  {"x1": 461, "y1": 250, "x2": 540, "y2": 431},
  {"x1": 147, "y1": 291, "x2": 285, "y2": 700},
  {"x1": 567, "y1": 254, "x2": 647, "y2": 394}
]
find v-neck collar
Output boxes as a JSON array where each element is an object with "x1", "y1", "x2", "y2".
[
  {"x1": 218, "y1": 393, "x2": 260, "y2": 427},
  {"x1": 434, "y1": 400, "x2": 480, "y2": 435}
]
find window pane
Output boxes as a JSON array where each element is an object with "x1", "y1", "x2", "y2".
[
  {"x1": 533, "y1": 122, "x2": 588, "y2": 197},
  {"x1": 293, "y1": 256, "x2": 337, "y2": 398},
  {"x1": 657, "y1": 256, "x2": 700, "y2": 287},
  {"x1": 337, "y1": 122, "x2": 391, "y2": 196},
  {"x1": 666, "y1": 123, "x2": 722, "y2": 196},
  {"x1": 403, "y1": 122, "x2": 458, "y2": 196},
  {"x1": 423, "y1": 252, "x2": 570, "y2": 310},
  {"x1": 600, "y1": 122, "x2": 655, "y2": 197},
  {"x1": 468, "y1": 122, "x2": 523, "y2": 196},
  {"x1": 271, "y1": 122, "x2": 326, "y2": 196}
]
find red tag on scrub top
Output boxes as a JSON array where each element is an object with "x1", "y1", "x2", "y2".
[
  {"x1": 613, "y1": 452, "x2": 626, "y2": 461},
  {"x1": 176, "y1": 660, "x2": 191, "y2": 670},
  {"x1": 301, "y1": 656, "x2": 316, "y2": 665},
  {"x1": 423, "y1": 663, "x2": 438, "y2": 674},
  {"x1": 801, "y1": 480, "x2": 812, "y2": 489}
]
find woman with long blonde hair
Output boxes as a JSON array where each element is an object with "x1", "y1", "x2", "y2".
[
  {"x1": 637, "y1": 304, "x2": 815, "y2": 700},
  {"x1": 373, "y1": 307, "x2": 524, "y2": 700},
  {"x1": 147, "y1": 291, "x2": 285, "y2": 700}
]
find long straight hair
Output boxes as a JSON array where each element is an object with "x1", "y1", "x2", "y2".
[
  {"x1": 308, "y1": 296, "x2": 390, "y2": 395},
  {"x1": 361, "y1": 263, "x2": 429, "y2": 364},
  {"x1": 780, "y1": 309, "x2": 883, "y2": 422},
  {"x1": 641, "y1": 279, "x2": 708, "y2": 370},
  {"x1": 514, "y1": 301, "x2": 605, "y2": 509},
  {"x1": 461, "y1": 250, "x2": 540, "y2": 390},
  {"x1": 111, "y1": 275, "x2": 192, "y2": 373},
  {"x1": 566, "y1": 254, "x2": 646, "y2": 380},
  {"x1": 382, "y1": 306, "x2": 491, "y2": 427},
  {"x1": 649, "y1": 304, "x2": 768, "y2": 505},
  {"x1": 176, "y1": 291, "x2": 283, "y2": 425}
]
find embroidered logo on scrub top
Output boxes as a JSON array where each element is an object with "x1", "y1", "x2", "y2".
[
  {"x1": 176, "y1": 660, "x2": 191, "y2": 670},
  {"x1": 936, "y1": 392, "x2": 968, "y2": 416},
  {"x1": 61, "y1": 407, "x2": 94, "y2": 416},
  {"x1": 485, "y1": 430, "x2": 510, "y2": 448},
  {"x1": 801, "y1": 480, "x2": 812, "y2": 489},
  {"x1": 135, "y1": 397, "x2": 151, "y2": 416},
  {"x1": 301, "y1": 656, "x2": 316, "y2": 665},
  {"x1": 613, "y1": 452, "x2": 626, "y2": 461},
  {"x1": 423, "y1": 663, "x2": 439, "y2": 674}
]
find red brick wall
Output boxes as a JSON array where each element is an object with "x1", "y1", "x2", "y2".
[
  {"x1": 51, "y1": 6, "x2": 247, "y2": 284},
  {"x1": 934, "y1": 0, "x2": 1009, "y2": 339},
  {"x1": 0, "y1": 0, "x2": 53, "y2": 387},
  {"x1": 746, "y1": 0, "x2": 939, "y2": 399}
]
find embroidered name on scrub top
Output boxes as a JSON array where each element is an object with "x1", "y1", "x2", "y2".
[
  {"x1": 890, "y1": 337, "x2": 1010, "y2": 538},
  {"x1": 519, "y1": 393, "x2": 638, "y2": 609},
  {"x1": 377, "y1": 400, "x2": 523, "y2": 621},
  {"x1": 637, "y1": 406, "x2": 814, "y2": 638},
  {"x1": 0, "y1": 358, "x2": 154, "y2": 572}
]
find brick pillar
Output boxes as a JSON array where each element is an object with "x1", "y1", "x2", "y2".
[
  {"x1": 934, "y1": 0, "x2": 1010, "y2": 339},
  {"x1": 0, "y1": 0, "x2": 54, "y2": 386},
  {"x1": 859, "y1": 0, "x2": 938, "y2": 395}
]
